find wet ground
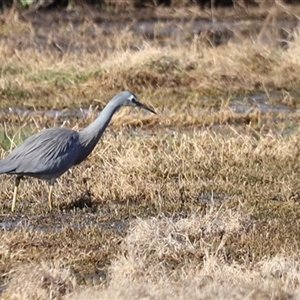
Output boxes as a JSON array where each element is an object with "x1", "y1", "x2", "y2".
[
  {"x1": 1, "y1": 7, "x2": 298, "y2": 53},
  {"x1": 0, "y1": 212, "x2": 128, "y2": 233},
  {"x1": 0, "y1": 91, "x2": 297, "y2": 122}
]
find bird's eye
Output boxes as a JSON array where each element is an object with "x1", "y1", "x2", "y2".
[{"x1": 129, "y1": 95, "x2": 136, "y2": 102}]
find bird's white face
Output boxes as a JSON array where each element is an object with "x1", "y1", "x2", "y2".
[
  {"x1": 122, "y1": 91, "x2": 156, "y2": 114},
  {"x1": 126, "y1": 93, "x2": 139, "y2": 107}
]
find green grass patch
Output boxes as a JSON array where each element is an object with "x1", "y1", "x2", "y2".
[
  {"x1": 27, "y1": 69, "x2": 102, "y2": 87},
  {"x1": 0, "y1": 127, "x2": 35, "y2": 150},
  {"x1": 0, "y1": 83, "x2": 31, "y2": 101}
]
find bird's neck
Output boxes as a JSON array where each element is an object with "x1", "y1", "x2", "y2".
[{"x1": 77, "y1": 101, "x2": 121, "y2": 162}]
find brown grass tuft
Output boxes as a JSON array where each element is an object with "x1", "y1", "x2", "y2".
[{"x1": 2, "y1": 261, "x2": 75, "y2": 300}]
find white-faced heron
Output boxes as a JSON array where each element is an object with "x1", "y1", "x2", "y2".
[{"x1": 0, "y1": 90, "x2": 156, "y2": 212}]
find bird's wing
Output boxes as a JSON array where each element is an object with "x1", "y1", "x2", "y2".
[{"x1": 0, "y1": 127, "x2": 81, "y2": 178}]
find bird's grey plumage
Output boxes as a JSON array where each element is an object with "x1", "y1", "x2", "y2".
[
  {"x1": 0, "y1": 128, "x2": 81, "y2": 179},
  {"x1": 0, "y1": 90, "x2": 156, "y2": 212}
]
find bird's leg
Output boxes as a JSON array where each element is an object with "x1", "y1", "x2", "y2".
[
  {"x1": 48, "y1": 179, "x2": 56, "y2": 211},
  {"x1": 11, "y1": 176, "x2": 22, "y2": 212}
]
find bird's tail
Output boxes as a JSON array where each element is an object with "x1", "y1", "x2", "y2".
[{"x1": 0, "y1": 158, "x2": 17, "y2": 174}]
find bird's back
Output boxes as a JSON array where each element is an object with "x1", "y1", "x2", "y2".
[{"x1": 0, "y1": 127, "x2": 82, "y2": 179}]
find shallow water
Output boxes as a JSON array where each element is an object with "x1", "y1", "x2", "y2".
[
  {"x1": 0, "y1": 107, "x2": 91, "y2": 120},
  {"x1": 229, "y1": 92, "x2": 298, "y2": 114},
  {"x1": 0, "y1": 92, "x2": 296, "y2": 121}
]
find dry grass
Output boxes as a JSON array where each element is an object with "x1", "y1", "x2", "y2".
[
  {"x1": 1, "y1": 6, "x2": 300, "y2": 299},
  {"x1": 3, "y1": 213, "x2": 300, "y2": 299},
  {"x1": 3, "y1": 261, "x2": 75, "y2": 300},
  {"x1": 2, "y1": 130, "x2": 300, "y2": 298},
  {"x1": 0, "y1": 8, "x2": 300, "y2": 113}
]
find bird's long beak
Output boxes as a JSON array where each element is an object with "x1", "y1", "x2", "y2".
[{"x1": 136, "y1": 101, "x2": 156, "y2": 114}]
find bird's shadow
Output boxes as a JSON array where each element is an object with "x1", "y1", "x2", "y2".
[
  {"x1": 60, "y1": 189, "x2": 93, "y2": 211},
  {"x1": 60, "y1": 177, "x2": 96, "y2": 211}
]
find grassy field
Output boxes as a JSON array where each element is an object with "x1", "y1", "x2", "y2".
[{"x1": 1, "y1": 6, "x2": 300, "y2": 299}]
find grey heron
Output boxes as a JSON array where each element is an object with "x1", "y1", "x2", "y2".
[{"x1": 0, "y1": 91, "x2": 156, "y2": 212}]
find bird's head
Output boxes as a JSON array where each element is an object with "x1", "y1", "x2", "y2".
[{"x1": 120, "y1": 91, "x2": 156, "y2": 114}]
